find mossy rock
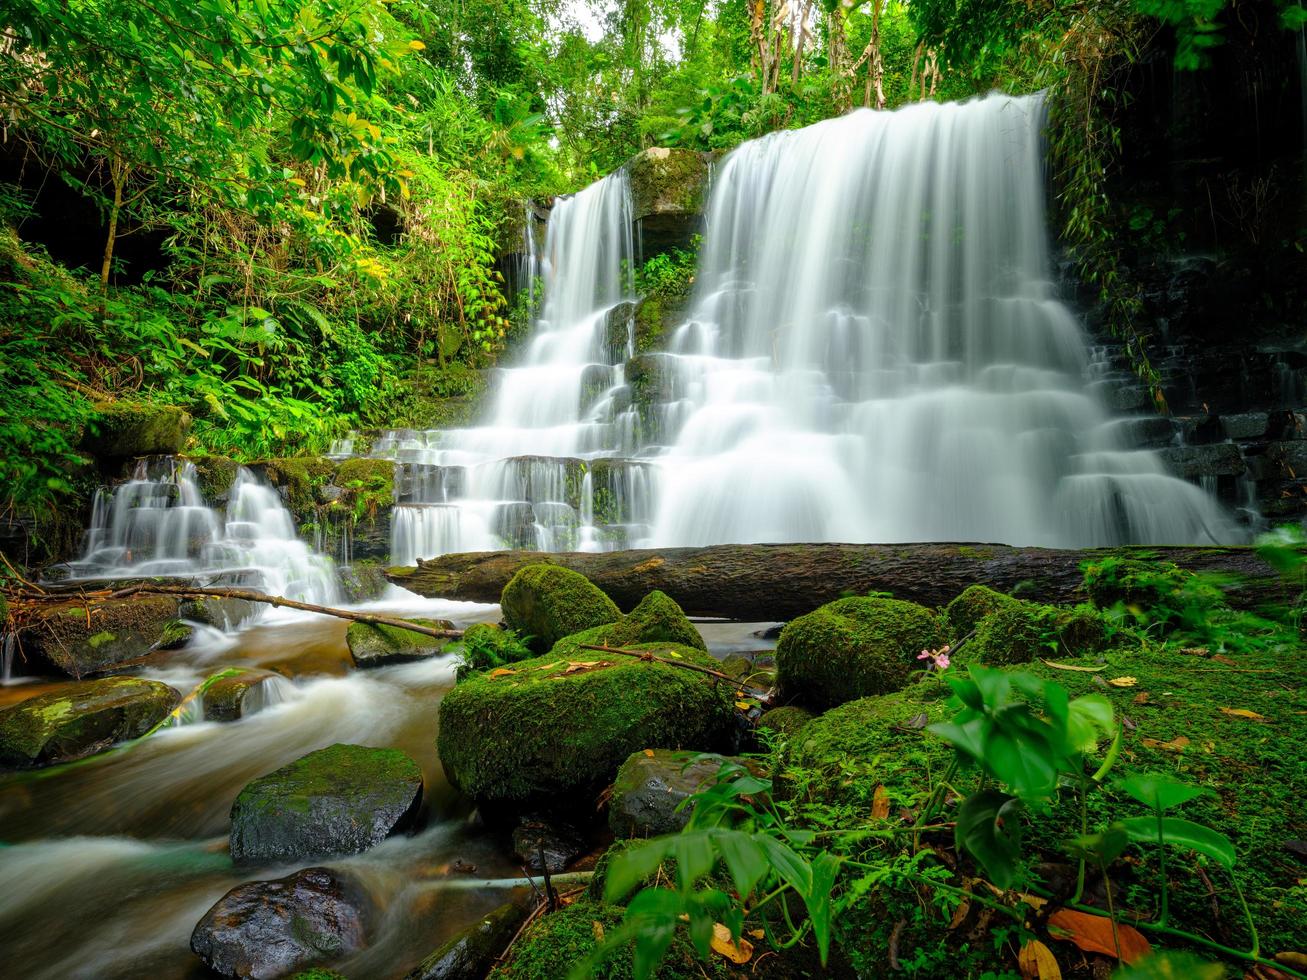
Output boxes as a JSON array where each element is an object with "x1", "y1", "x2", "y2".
[
  {"x1": 251, "y1": 456, "x2": 337, "y2": 520},
  {"x1": 187, "y1": 454, "x2": 240, "y2": 502},
  {"x1": 500, "y1": 565, "x2": 621, "y2": 654},
  {"x1": 550, "y1": 590, "x2": 705, "y2": 659},
  {"x1": 347, "y1": 617, "x2": 454, "y2": 668},
  {"x1": 0, "y1": 677, "x2": 179, "y2": 768},
  {"x1": 775, "y1": 596, "x2": 945, "y2": 710},
  {"x1": 1053, "y1": 603, "x2": 1109, "y2": 654},
  {"x1": 969, "y1": 603, "x2": 1049, "y2": 666},
  {"x1": 202, "y1": 668, "x2": 284, "y2": 722},
  {"x1": 86, "y1": 401, "x2": 192, "y2": 457},
  {"x1": 609, "y1": 748, "x2": 738, "y2": 838},
  {"x1": 780, "y1": 685, "x2": 951, "y2": 811},
  {"x1": 489, "y1": 899, "x2": 735, "y2": 980},
  {"x1": 336, "y1": 560, "x2": 390, "y2": 603},
  {"x1": 437, "y1": 642, "x2": 734, "y2": 808},
  {"x1": 757, "y1": 706, "x2": 814, "y2": 739},
  {"x1": 32, "y1": 596, "x2": 183, "y2": 677},
  {"x1": 627, "y1": 147, "x2": 711, "y2": 219},
  {"x1": 943, "y1": 584, "x2": 1021, "y2": 638},
  {"x1": 334, "y1": 457, "x2": 396, "y2": 520},
  {"x1": 405, "y1": 899, "x2": 530, "y2": 980},
  {"x1": 229, "y1": 743, "x2": 424, "y2": 864},
  {"x1": 1082, "y1": 557, "x2": 1221, "y2": 619},
  {"x1": 178, "y1": 595, "x2": 257, "y2": 629}
]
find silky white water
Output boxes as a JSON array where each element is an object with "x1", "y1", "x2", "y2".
[{"x1": 375, "y1": 92, "x2": 1236, "y2": 560}]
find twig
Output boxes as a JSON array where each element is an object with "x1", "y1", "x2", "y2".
[{"x1": 577, "y1": 644, "x2": 774, "y2": 703}]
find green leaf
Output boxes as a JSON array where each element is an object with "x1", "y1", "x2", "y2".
[
  {"x1": 804, "y1": 852, "x2": 842, "y2": 965},
  {"x1": 605, "y1": 838, "x2": 674, "y2": 901},
  {"x1": 955, "y1": 789, "x2": 1024, "y2": 890},
  {"x1": 715, "y1": 830, "x2": 768, "y2": 900},
  {"x1": 1067, "y1": 693, "x2": 1115, "y2": 753},
  {"x1": 1120, "y1": 816, "x2": 1237, "y2": 870},
  {"x1": 1117, "y1": 773, "x2": 1211, "y2": 812},
  {"x1": 1064, "y1": 822, "x2": 1130, "y2": 865},
  {"x1": 985, "y1": 727, "x2": 1058, "y2": 801}
]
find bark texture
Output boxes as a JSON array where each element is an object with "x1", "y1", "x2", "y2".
[{"x1": 386, "y1": 543, "x2": 1291, "y2": 620}]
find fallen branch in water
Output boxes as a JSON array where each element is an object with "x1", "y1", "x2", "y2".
[
  {"x1": 578, "y1": 643, "x2": 775, "y2": 704},
  {"x1": 5, "y1": 582, "x2": 465, "y2": 641}
]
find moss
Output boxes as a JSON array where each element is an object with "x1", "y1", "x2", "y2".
[
  {"x1": 335, "y1": 560, "x2": 389, "y2": 603},
  {"x1": 86, "y1": 400, "x2": 192, "y2": 457},
  {"x1": 500, "y1": 564, "x2": 621, "y2": 653},
  {"x1": 1082, "y1": 556, "x2": 1222, "y2": 617},
  {"x1": 775, "y1": 596, "x2": 946, "y2": 710},
  {"x1": 387, "y1": 363, "x2": 489, "y2": 428},
  {"x1": 626, "y1": 147, "x2": 711, "y2": 218},
  {"x1": 1053, "y1": 602, "x2": 1109, "y2": 653},
  {"x1": 757, "y1": 705, "x2": 814, "y2": 739},
  {"x1": 289, "y1": 971, "x2": 348, "y2": 980},
  {"x1": 0, "y1": 677, "x2": 180, "y2": 768},
  {"x1": 631, "y1": 295, "x2": 674, "y2": 353},
  {"x1": 202, "y1": 668, "x2": 281, "y2": 722},
  {"x1": 333, "y1": 457, "x2": 395, "y2": 521},
  {"x1": 456, "y1": 622, "x2": 533, "y2": 681},
  {"x1": 436, "y1": 641, "x2": 734, "y2": 807},
  {"x1": 552, "y1": 590, "x2": 705, "y2": 659},
  {"x1": 186, "y1": 454, "x2": 240, "y2": 500},
  {"x1": 490, "y1": 899, "x2": 734, "y2": 980},
  {"x1": 35, "y1": 596, "x2": 182, "y2": 677},
  {"x1": 346, "y1": 617, "x2": 452, "y2": 667},
  {"x1": 968, "y1": 602, "x2": 1049, "y2": 666},
  {"x1": 254, "y1": 456, "x2": 337, "y2": 520},
  {"x1": 157, "y1": 619, "x2": 193, "y2": 650},
  {"x1": 943, "y1": 584, "x2": 1021, "y2": 638}
]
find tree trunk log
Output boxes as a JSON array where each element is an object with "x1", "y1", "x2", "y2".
[{"x1": 386, "y1": 543, "x2": 1292, "y2": 621}]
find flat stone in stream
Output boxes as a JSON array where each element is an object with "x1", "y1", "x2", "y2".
[
  {"x1": 229, "y1": 743, "x2": 424, "y2": 864},
  {"x1": 0, "y1": 677, "x2": 180, "y2": 769},
  {"x1": 511, "y1": 817, "x2": 586, "y2": 873},
  {"x1": 404, "y1": 899, "x2": 530, "y2": 980},
  {"x1": 346, "y1": 617, "x2": 454, "y2": 668},
  {"x1": 202, "y1": 668, "x2": 285, "y2": 722},
  {"x1": 190, "y1": 866, "x2": 370, "y2": 979}
]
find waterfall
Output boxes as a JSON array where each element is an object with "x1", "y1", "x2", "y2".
[
  {"x1": 68, "y1": 459, "x2": 340, "y2": 606},
  {"x1": 374, "y1": 92, "x2": 1237, "y2": 561}
]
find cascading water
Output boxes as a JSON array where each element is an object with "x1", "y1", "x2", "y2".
[
  {"x1": 68, "y1": 458, "x2": 339, "y2": 606},
  {"x1": 369, "y1": 91, "x2": 1238, "y2": 562}
]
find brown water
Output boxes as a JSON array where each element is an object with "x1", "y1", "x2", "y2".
[{"x1": 0, "y1": 598, "x2": 780, "y2": 979}]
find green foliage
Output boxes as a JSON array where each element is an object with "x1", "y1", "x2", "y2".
[{"x1": 455, "y1": 623, "x2": 534, "y2": 681}]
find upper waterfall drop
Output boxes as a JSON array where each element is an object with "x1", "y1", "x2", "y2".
[{"x1": 373, "y1": 92, "x2": 1239, "y2": 560}]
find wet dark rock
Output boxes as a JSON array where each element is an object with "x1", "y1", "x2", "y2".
[
  {"x1": 404, "y1": 900, "x2": 531, "y2": 980},
  {"x1": 31, "y1": 596, "x2": 183, "y2": 677},
  {"x1": 602, "y1": 302, "x2": 637, "y2": 363},
  {"x1": 229, "y1": 743, "x2": 423, "y2": 864},
  {"x1": 1267, "y1": 410, "x2": 1306, "y2": 440},
  {"x1": 190, "y1": 866, "x2": 370, "y2": 979},
  {"x1": 753, "y1": 624, "x2": 785, "y2": 640},
  {"x1": 492, "y1": 502, "x2": 540, "y2": 551},
  {"x1": 512, "y1": 818, "x2": 585, "y2": 873},
  {"x1": 1155, "y1": 442, "x2": 1246, "y2": 479},
  {"x1": 1117, "y1": 416, "x2": 1176, "y2": 448},
  {"x1": 346, "y1": 618, "x2": 454, "y2": 668},
  {"x1": 179, "y1": 595, "x2": 257, "y2": 630},
  {"x1": 609, "y1": 748, "x2": 734, "y2": 838},
  {"x1": 202, "y1": 669, "x2": 284, "y2": 722},
  {"x1": 627, "y1": 147, "x2": 710, "y2": 257},
  {"x1": 0, "y1": 677, "x2": 179, "y2": 768},
  {"x1": 1177, "y1": 414, "x2": 1223, "y2": 445},
  {"x1": 1222, "y1": 412, "x2": 1269, "y2": 441}
]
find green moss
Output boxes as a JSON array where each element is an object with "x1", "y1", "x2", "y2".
[
  {"x1": 757, "y1": 705, "x2": 814, "y2": 739},
  {"x1": 436, "y1": 642, "x2": 734, "y2": 807},
  {"x1": 254, "y1": 456, "x2": 336, "y2": 519},
  {"x1": 551, "y1": 590, "x2": 705, "y2": 659},
  {"x1": 36, "y1": 596, "x2": 182, "y2": 677},
  {"x1": 455, "y1": 622, "x2": 534, "y2": 681},
  {"x1": 346, "y1": 617, "x2": 451, "y2": 666},
  {"x1": 490, "y1": 899, "x2": 733, "y2": 980},
  {"x1": 386, "y1": 363, "x2": 489, "y2": 428},
  {"x1": 968, "y1": 602, "x2": 1049, "y2": 666},
  {"x1": 1082, "y1": 556, "x2": 1223, "y2": 620},
  {"x1": 775, "y1": 596, "x2": 946, "y2": 710},
  {"x1": 157, "y1": 619, "x2": 193, "y2": 650},
  {"x1": 186, "y1": 454, "x2": 240, "y2": 500},
  {"x1": 500, "y1": 564, "x2": 621, "y2": 653},
  {"x1": 943, "y1": 584, "x2": 1021, "y2": 638},
  {"x1": 86, "y1": 400, "x2": 192, "y2": 457},
  {"x1": 626, "y1": 147, "x2": 710, "y2": 218},
  {"x1": 1053, "y1": 602, "x2": 1109, "y2": 653},
  {"x1": 333, "y1": 457, "x2": 395, "y2": 521}
]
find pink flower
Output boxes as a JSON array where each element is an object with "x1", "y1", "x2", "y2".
[{"x1": 918, "y1": 645, "x2": 951, "y2": 672}]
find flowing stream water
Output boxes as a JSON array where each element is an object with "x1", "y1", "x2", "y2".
[{"x1": 374, "y1": 92, "x2": 1237, "y2": 565}]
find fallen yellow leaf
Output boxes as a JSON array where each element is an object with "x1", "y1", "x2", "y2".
[
  {"x1": 592, "y1": 920, "x2": 605, "y2": 942},
  {"x1": 1142, "y1": 735, "x2": 1191, "y2": 753},
  {"x1": 748, "y1": 929, "x2": 765, "y2": 940},
  {"x1": 643, "y1": 749, "x2": 655, "y2": 758},
  {"x1": 488, "y1": 668, "x2": 516, "y2": 678},
  {"x1": 1018, "y1": 938, "x2": 1062, "y2": 979},
  {"x1": 1220, "y1": 707, "x2": 1269, "y2": 722},
  {"x1": 710, "y1": 923, "x2": 753, "y2": 964},
  {"x1": 734, "y1": 700, "x2": 753, "y2": 710},
  {"x1": 1108, "y1": 676, "x2": 1138, "y2": 687},
  {"x1": 871, "y1": 784, "x2": 891, "y2": 820},
  {"x1": 1041, "y1": 659, "x2": 1106, "y2": 673}
]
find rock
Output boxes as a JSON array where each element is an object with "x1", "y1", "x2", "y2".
[
  {"x1": 512, "y1": 818, "x2": 585, "y2": 873},
  {"x1": 626, "y1": 147, "x2": 710, "y2": 257},
  {"x1": 229, "y1": 743, "x2": 423, "y2": 864},
  {"x1": 1177, "y1": 414, "x2": 1223, "y2": 445},
  {"x1": 1117, "y1": 416, "x2": 1176, "y2": 448},
  {"x1": 336, "y1": 560, "x2": 390, "y2": 603},
  {"x1": 1052, "y1": 604, "x2": 1109, "y2": 654},
  {"x1": 580, "y1": 364, "x2": 616, "y2": 412},
  {"x1": 191, "y1": 455, "x2": 241, "y2": 502},
  {"x1": 179, "y1": 595, "x2": 257, "y2": 629},
  {"x1": 756, "y1": 706, "x2": 813, "y2": 739},
  {"x1": 437, "y1": 642, "x2": 733, "y2": 809},
  {"x1": 969, "y1": 603, "x2": 1046, "y2": 666},
  {"x1": 190, "y1": 866, "x2": 369, "y2": 979},
  {"x1": 249, "y1": 457, "x2": 337, "y2": 522},
  {"x1": 499, "y1": 565, "x2": 620, "y2": 654},
  {"x1": 602, "y1": 301, "x2": 638, "y2": 363},
  {"x1": 404, "y1": 900, "x2": 530, "y2": 980},
  {"x1": 944, "y1": 584, "x2": 1021, "y2": 638},
  {"x1": 1221, "y1": 412, "x2": 1269, "y2": 440},
  {"x1": 1156, "y1": 442, "x2": 1246, "y2": 479},
  {"x1": 346, "y1": 618, "x2": 454, "y2": 668},
  {"x1": 550, "y1": 589, "x2": 706, "y2": 659},
  {"x1": 203, "y1": 669, "x2": 285, "y2": 722},
  {"x1": 609, "y1": 748, "x2": 733, "y2": 838},
  {"x1": 31, "y1": 596, "x2": 184, "y2": 677},
  {"x1": 86, "y1": 401, "x2": 192, "y2": 457},
  {"x1": 719, "y1": 654, "x2": 752, "y2": 679},
  {"x1": 775, "y1": 596, "x2": 946, "y2": 710},
  {"x1": 0, "y1": 677, "x2": 179, "y2": 768}
]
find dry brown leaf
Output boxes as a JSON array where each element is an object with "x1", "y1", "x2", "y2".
[
  {"x1": 1108, "y1": 676, "x2": 1138, "y2": 688},
  {"x1": 643, "y1": 748, "x2": 655, "y2": 758},
  {"x1": 592, "y1": 920, "x2": 605, "y2": 942},
  {"x1": 1211, "y1": 654, "x2": 1238, "y2": 666},
  {"x1": 947, "y1": 896, "x2": 972, "y2": 929},
  {"x1": 1220, "y1": 707, "x2": 1270, "y2": 722},
  {"x1": 748, "y1": 929, "x2": 765, "y2": 940},
  {"x1": 535, "y1": 660, "x2": 566, "y2": 671},
  {"x1": 1180, "y1": 646, "x2": 1210, "y2": 656},
  {"x1": 559, "y1": 660, "x2": 611, "y2": 676},
  {"x1": 710, "y1": 922, "x2": 753, "y2": 964},
  {"x1": 1019, "y1": 893, "x2": 1049, "y2": 911},
  {"x1": 1042, "y1": 659, "x2": 1107, "y2": 673},
  {"x1": 871, "y1": 784, "x2": 891, "y2": 820},
  {"x1": 1276, "y1": 953, "x2": 1307, "y2": 970},
  {"x1": 1047, "y1": 909, "x2": 1152, "y2": 964},
  {"x1": 1133, "y1": 692, "x2": 1151, "y2": 705},
  {"x1": 1018, "y1": 939, "x2": 1063, "y2": 980},
  {"x1": 1142, "y1": 735, "x2": 1191, "y2": 753},
  {"x1": 488, "y1": 667, "x2": 517, "y2": 678}
]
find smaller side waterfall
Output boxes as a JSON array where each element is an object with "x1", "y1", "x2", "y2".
[{"x1": 68, "y1": 459, "x2": 339, "y2": 607}]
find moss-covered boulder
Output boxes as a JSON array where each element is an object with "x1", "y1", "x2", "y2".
[
  {"x1": 757, "y1": 705, "x2": 814, "y2": 740},
  {"x1": 189, "y1": 454, "x2": 240, "y2": 502},
  {"x1": 969, "y1": 603, "x2": 1048, "y2": 666},
  {"x1": 250, "y1": 456, "x2": 337, "y2": 521},
  {"x1": 190, "y1": 866, "x2": 370, "y2": 979},
  {"x1": 775, "y1": 596, "x2": 945, "y2": 710},
  {"x1": 86, "y1": 401, "x2": 192, "y2": 458},
  {"x1": 202, "y1": 668, "x2": 285, "y2": 722},
  {"x1": 437, "y1": 643, "x2": 734, "y2": 809},
  {"x1": 32, "y1": 596, "x2": 184, "y2": 677},
  {"x1": 1053, "y1": 604, "x2": 1109, "y2": 654},
  {"x1": 550, "y1": 589, "x2": 705, "y2": 659},
  {"x1": 489, "y1": 899, "x2": 734, "y2": 980},
  {"x1": 405, "y1": 900, "x2": 530, "y2": 980},
  {"x1": 944, "y1": 584, "x2": 1021, "y2": 638},
  {"x1": 1082, "y1": 557, "x2": 1217, "y2": 616},
  {"x1": 178, "y1": 595, "x2": 257, "y2": 630},
  {"x1": 627, "y1": 147, "x2": 711, "y2": 258},
  {"x1": 0, "y1": 677, "x2": 179, "y2": 768},
  {"x1": 337, "y1": 560, "x2": 391, "y2": 603},
  {"x1": 229, "y1": 743, "x2": 424, "y2": 864},
  {"x1": 500, "y1": 565, "x2": 621, "y2": 653},
  {"x1": 347, "y1": 618, "x2": 454, "y2": 668},
  {"x1": 609, "y1": 748, "x2": 735, "y2": 839}
]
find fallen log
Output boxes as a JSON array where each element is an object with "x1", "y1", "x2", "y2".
[{"x1": 386, "y1": 543, "x2": 1294, "y2": 620}]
